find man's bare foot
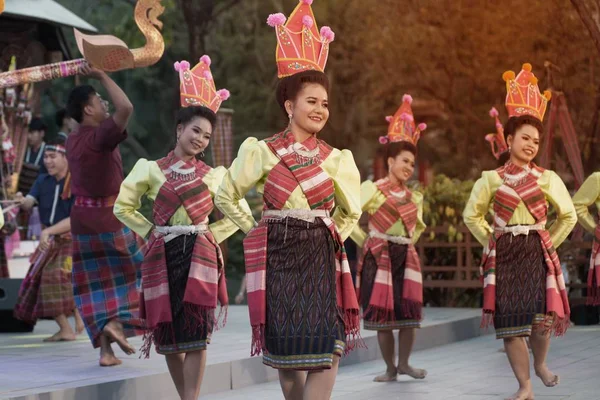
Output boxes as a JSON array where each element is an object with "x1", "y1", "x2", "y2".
[
  {"x1": 43, "y1": 331, "x2": 77, "y2": 342},
  {"x1": 505, "y1": 387, "x2": 534, "y2": 400},
  {"x1": 535, "y1": 364, "x2": 559, "y2": 387},
  {"x1": 75, "y1": 313, "x2": 85, "y2": 334},
  {"x1": 99, "y1": 353, "x2": 123, "y2": 367},
  {"x1": 398, "y1": 365, "x2": 427, "y2": 379},
  {"x1": 103, "y1": 320, "x2": 135, "y2": 355},
  {"x1": 373, "y1": 369, "x2": 397, "y2": 382}
]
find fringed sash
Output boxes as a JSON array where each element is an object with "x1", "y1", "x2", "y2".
[
  {"x1": 140, "y1": 152, "x2": 228, "y2": 355},
  {"x1": 587, "y1": 224, "x2": 600, "y2": 305},
  {"x1": 243, "y1": 130, "x2": 361, "y2": 356},
  {"x1": 480, "y1": 162, "x2": 570, "y2": 335},
  {"x1": 355, "y1": 178, "x2": 423, "y2": 323}
]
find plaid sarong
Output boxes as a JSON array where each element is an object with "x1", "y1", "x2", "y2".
[
  {"x1": 140, "y1": 152, "x2": 227, "y2": 348},
  {"x1": 243, "y1": 130, "x2": 361, "y2": 356},
  {"x1": 14, "y1": 234, "x2": 75, "y2": 323},
  {"x1": 355, "y1": 178, "x2": 423, "y2": 323},
  {"x1": 72, "y1": 227, "x2": 144, "y2": 348},
  {"x1": 587, "y1": 224, "x2": 600, "y2": 305},
  {"x1": 480, "y1": 162, "x2": 570, "y2": 336}
]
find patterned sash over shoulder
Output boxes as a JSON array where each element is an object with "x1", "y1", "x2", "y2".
[
  {"x1": 355, "y1": 178, "x2": 423, "y2": 330},
  {"x1": 242, "y1": 130, "x2": 362, "y2": 370},
  {"x1": 480, "y1": 162, "x2": 570, "y2": 337},
  {"x1": 140, "y1": 152, "x2": 228, "y2": 357}
]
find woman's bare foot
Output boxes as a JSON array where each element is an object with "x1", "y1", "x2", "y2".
[
  {"x1": 373, "y1": 368, "x2": 397, "y2": 382},
  {"x1": 505, "y1": 386, "x2": 534, "y2": 400},
  {"x1": 397, "y1": 365, "x2": 427, "y2": 379},
  {"x1": 99, "y1": 352, "x2": 123, "y2": 367},
  {"x1": 103, "y1": 320, "x2": 135, "y2": 355},
  {"x1": 534, "y1": 364, "x2": 559, "y2": 387},
  {"x1": 43, "y1": 330, "x2": 77, "y2": 342}
]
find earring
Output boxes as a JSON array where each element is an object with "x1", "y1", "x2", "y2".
[
  {"x1": 200, "y1": 151, "x2": 205, "y2": 158},
  {"x1": 508, "y1": 145, "x2": 511, "y2": 153}
]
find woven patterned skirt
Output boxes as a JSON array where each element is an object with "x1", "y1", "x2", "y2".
[
  {"x1": 72, "y1": 227, "x2": 144, "y2": 348},
  {"x1": 154, "y1": 234, "x2": 212, "y2": 355},
  {"x1": 360, "y1": 242, "x2": 421, "y2": 330},
  {"x1": 494, "y1": 232, "x2": 549, "y2": 339},
  {"x1": 264, "y1": 217, "x2": 345, "y2": 370},
  {"x1": 14, "y1": 235, "x2": 75, "y2": 323}
]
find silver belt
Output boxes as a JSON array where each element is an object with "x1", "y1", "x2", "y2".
[
  {"x1": 154, "y1": 223, "x2": 209, "y2": 243},
  {"x1": 262, "y1": 209, "x2": 330, "y2": 223},
  {"x1": 494, "y1": 224, "x2": 544, "y2": 236},
  {"x1": 369, "y1": 230, "x2": 412, "y2": 245}
]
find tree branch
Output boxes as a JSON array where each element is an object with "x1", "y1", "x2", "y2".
[{"x1": 570, "y1": 0, "x2": 600, "y2": 54}]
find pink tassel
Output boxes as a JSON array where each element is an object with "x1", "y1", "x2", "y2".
[
  {"x1": 480, "y1": 310, "x2": 494, "y2": 330},
  {"x1": 417, "y1": 122, "x2": 427, "y2": 131},
  {"x1": 200, "y1": 55, "x2": 211, "y2": 66},
  {"x1": 489, "y1": 107, "x2": 499, "y2": 118},
  {"x1": 267, "y1": 13, "x2": 286, "y2": 27},
  {"x1": 378, "y1": 136, "x2": 388, "y2": 144},
  {"x1": 385, "y1": 115, "x2": 393, "y2": 123},
  {"x1": 301, "y1": 0, "x2": 314, "y2": 4},
  {"x1": 320, "y1": 26, "x2": 335, "y2": 41},
  {"x1": 402, "y1": 93, "x2": 413, "y2": 104},
  {"x1": 216, "y1": 89, "x2": 230, "y2": 101},
  {"x1": 203, "y1": 71, "x2": 212, "y2": 80},
  {"x1": 173, "y1": 60, "x2": 190, "y2": 71},
  {"x1": 250, "y1": 324, "x2": 265, "y2": 356},
  {"x1": 302, "y1": 15, "x2": 314, "y2": 28},
  {"x1": 139, "y1": 331, "x2": 154, "y2": 359},
  {"x1": 400, "y1": 112, "x2": 414, "y2": 122}
]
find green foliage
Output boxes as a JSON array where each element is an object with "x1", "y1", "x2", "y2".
[{"x1": 419, "y1": 174, "x2": 474, "y2": 242}]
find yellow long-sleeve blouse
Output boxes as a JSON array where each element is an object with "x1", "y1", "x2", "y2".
[
  {"x1": 463, "y1": 169, "x2": 576, "y2": 248},
  {"x1": 572, "y1": 172, "x2": 600, "y2": 234},
  {"x1": 350, "y1": 180, "x2": 426, "y2": 248},
  {"x1": 114, "y1": 158, "x2": 249, "y2": 244},
  {"x1": 214, "y1": 137, "x2": 361, "y2": 241}
]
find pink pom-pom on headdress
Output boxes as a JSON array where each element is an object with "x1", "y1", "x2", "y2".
[
  {"x1": 385, "y1": 116, "x2": 393, "y2": 123},
  {"x1": 217, "y1": 89, "x2": 230, "y2": 101},
  {"x1": 302, "y1": 15, "x2": 314, "y2": 28},
  {"x1": 200, "y1": 55, "x2": 211, "y2": 66},
  {"x1": 301, "y1": 0, "x2": 314, "y2": 5},
  {"x1": 174, "y1": 60, "x2": 190, "y2": 72},
  {"x1": 267, "y1": 13, "x2": 286, "y2": 27},
  {"x1": 417, "y1": 123, "x2": 427, "y2": 131},
  {"x1": 489, "y1": 107, "x2": 499, "y2": 118},
  {"x1": 203, "y1": 71, "x2": 213, "y2": 80},
  {"x1": 379, "y1": 136, "x2": 389, "y2": 144},
  {"x1": 320, "y1": 26, "x2": 335, "y2": 42},
  {"x1": 402, "y1": 94, "x2": 413, "y2": 104},
  {"x1": 399, "y1": 112, "x2": 414, "y2": 122}
]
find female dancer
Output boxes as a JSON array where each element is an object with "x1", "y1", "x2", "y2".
[
  {"x1": 215, "y1": 1, "x2": 361, "y2": 399},
  {"x1": 572, "y1": 172, "x2": 600, "y2": 305},
  {"x1": 464, "y1": 63, "x2": 576, "y2": 400},
  {"x1": 114, "y1": 55, "x2": 244, "y2": 400},
  {"x1": 350, "y1": 94, "x2": 427, "y2": 382}
]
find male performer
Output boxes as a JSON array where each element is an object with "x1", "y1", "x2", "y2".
[
  {"x1": 66, "y1": 65, "x2": 144, "y2": 367},
  {"x1": 24, "y1": 117, "x2": 48, "y2": 175},
  {"x1": 14, "y1": 138, "x2": 84, "y2": 341}
]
